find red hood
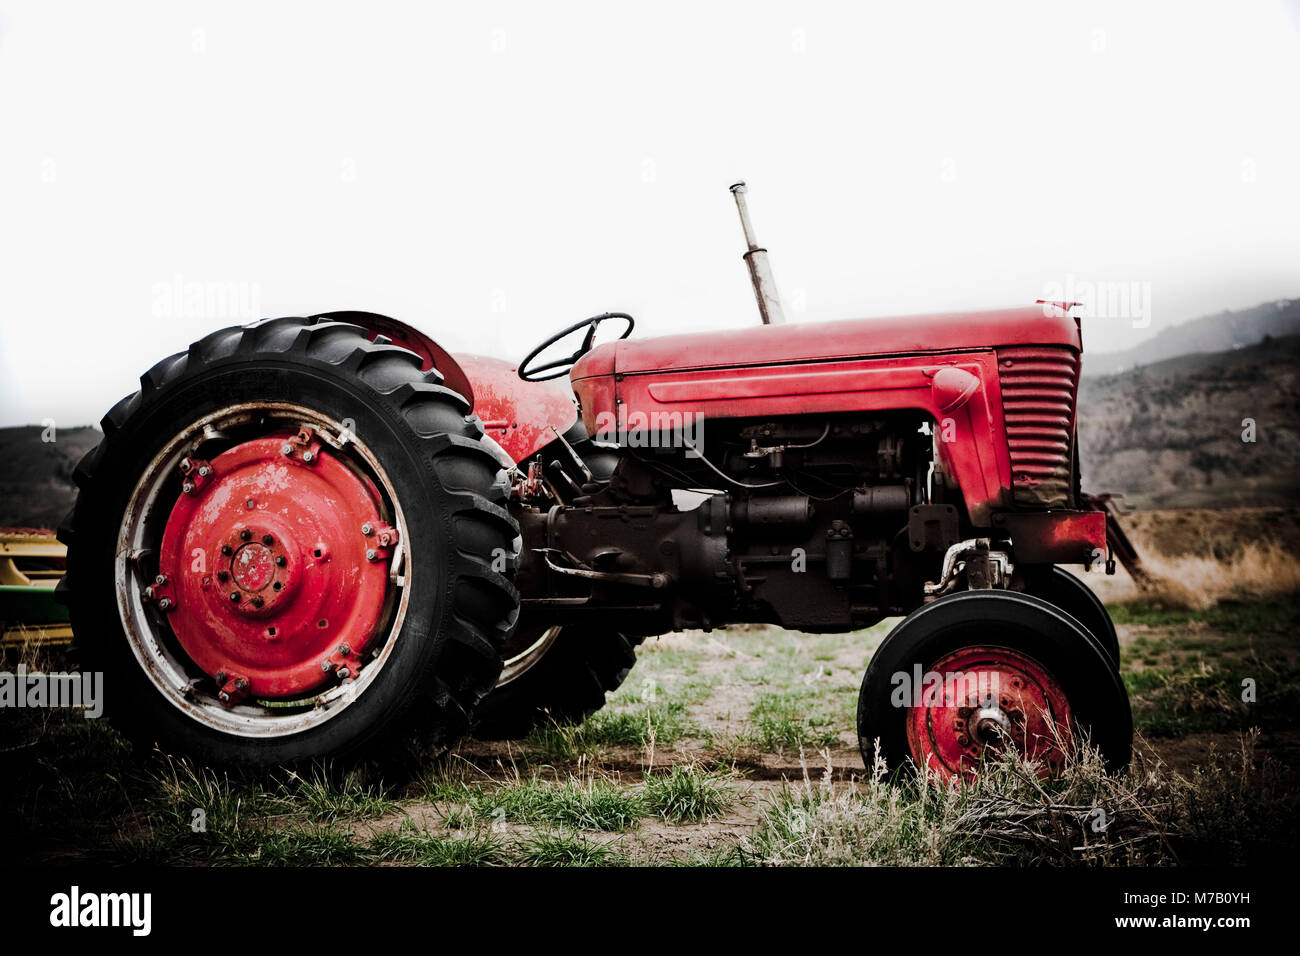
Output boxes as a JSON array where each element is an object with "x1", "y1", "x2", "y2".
[{"x1": 573, "y1": 304, "x2": 1080, "y2": 380}]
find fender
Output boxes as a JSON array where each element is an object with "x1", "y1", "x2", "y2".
[
  {"x1": 310, "y1": 312, "x2": 578, "y2": 464},
  {"x1": 310, "y1": 311, "x2": 477, "y2": 406},
  {"x1": 453, "y1": 354, "x2": 578, "y2": 463}
]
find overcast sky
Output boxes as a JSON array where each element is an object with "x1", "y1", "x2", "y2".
[{"x1": 1, "y1": 1, "x2": 1297, "y2": 427}]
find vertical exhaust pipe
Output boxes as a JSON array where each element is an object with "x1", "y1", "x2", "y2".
[{"x1": 730, "y1": 181, "x2": 786, "y2": 326}]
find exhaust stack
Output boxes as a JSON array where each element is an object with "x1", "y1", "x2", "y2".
[{"x1": 730, "y1": 181, "x2": 786, "y2": 326}]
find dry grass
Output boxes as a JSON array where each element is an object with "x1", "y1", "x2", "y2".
[
  {"x1": 742, "y1": 731, "x2": 1294, "y2": 866},
  {"x1": 1088, "y1": 537, "x2": 1300, "y2": 609}
]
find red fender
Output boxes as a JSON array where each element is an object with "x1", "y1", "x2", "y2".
[
  {"x1": 453, "y1": 354, "x2": 578, "y2": 463},
  {"x1": 310, "y1": 311, "x2": 477, "y2": 406}
]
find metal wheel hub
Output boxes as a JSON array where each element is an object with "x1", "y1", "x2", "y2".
[
  {"x1": 905, "y1": 645, "x2": 1073, "y2": 781},
  {"x1": 156, "y1": 432, "x2": 394, "y2": 701}
]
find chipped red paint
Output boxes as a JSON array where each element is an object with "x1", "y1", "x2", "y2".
[
  {"x1": 158, "y1": 435, "x2": 389, "y2": 698},
  {"x1": 453, "y1": 353, "x2": 578, "y2": 463},
  {"x1": 906, "y1": 645, "x2": 1073, "y2": 782},
  {"x1": 994, "y1": 511, "x2": 1107, "y2": 564},
  {"x1": 311, "y1": 311, "x2": 477, "y2": 406}
]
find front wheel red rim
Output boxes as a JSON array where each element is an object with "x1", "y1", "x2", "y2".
[{"x1": 905, "y1": 645, "x2": 1073, "y2": 782}]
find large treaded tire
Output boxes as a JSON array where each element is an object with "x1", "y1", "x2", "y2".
[
  {"x1": 57, "y1": 317, "x2": 519, "y2": 768},
  {"x1": 472, "y1": 627, "x2": 644, "y2": 740}
]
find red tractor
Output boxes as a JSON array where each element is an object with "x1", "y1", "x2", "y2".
[{"x1": 59, "y1": 185, "x2": 1131, "y2": 780}]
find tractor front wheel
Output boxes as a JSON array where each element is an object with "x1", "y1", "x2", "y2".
[
  {"x1": 857, "y1": 590, "x2": 1131, "y2": 781},
  {"x1": 1021, "y1": 564, "x2": 1120, "y2": 664}
]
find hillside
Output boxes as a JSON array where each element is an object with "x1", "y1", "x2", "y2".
[
  {"x1": 1077, "y1": 333, "x2": 1300, "y2": 508},
  {"x1": 0, "y1": 425, "x2": 100, "y2": 529},
  {"x1": 1083, "y1": 298, "x2": 1300, "y2": 377}
]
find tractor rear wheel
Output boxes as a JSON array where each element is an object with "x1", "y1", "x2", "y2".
[
  {"x1": 58, "y1": 317, "x2": 519, "y2": 768},
  {"x1": 1021, "y1": 565, "x2": 1120, "y2": 664},
  {"x1": 471, "y1": 625, "x2": 643, "y2": 740},
  {"x1": 857, "y1": 590, "x2": 1131, "y2": 781}
]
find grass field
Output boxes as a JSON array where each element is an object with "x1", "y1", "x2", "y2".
[{"x1": 4, "y1": 583, "x2": 1297, "y2": 867}]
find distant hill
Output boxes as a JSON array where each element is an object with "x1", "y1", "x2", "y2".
[
  {"x1": 0, "y1": 425, "x2": 100, "y2": 529},
  {"x1": 1083, "y1": 298, "x2": 1300, "y2": 377},
  {"x1": 1078, "y1": 333, "x2": 1300, "y2": 508}
]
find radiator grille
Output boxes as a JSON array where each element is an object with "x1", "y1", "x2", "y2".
[{"x1": 996, "y1": 346, "x2": 1079, "y2": 508}]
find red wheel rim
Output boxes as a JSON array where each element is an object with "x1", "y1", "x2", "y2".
[
  {"x1": 155, "y1": 431, "x2": 396, "y2": 703},
  {"x1": 905, "y1": 645, "x2": 1073, "y2": 782}
]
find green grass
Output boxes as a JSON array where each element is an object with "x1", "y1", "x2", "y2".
[
  {"x1": 252, "y1": 825, "x2": 366, "y2": 865},
  {"x1": 641, "y1": 765, "x2": 735, "y2": 822},
  {"x1": 1113, "y1": 595, "x2": 1300, "y2": 736},
  {"x1": 516, "y1": 831, "x2": 623, "y2": 866},
  {"x1": 283, "y1": 768, "x2": 398, "y2": 824},
  {"x1": 469, "y1": 776, "x2": 646, "y2": 831},
  {"x1": 368, "y1": 825, "x2": 509, "y2": 866},
  {"x1": 746, "y1": 691, "x2": 842, "y2": 751},
  {"x1": 1108, "y1": 593, "x2": 1300, "y2": 635},
  {"x1": 524, "y1": 698, "x2": 701, "y2": 760}
]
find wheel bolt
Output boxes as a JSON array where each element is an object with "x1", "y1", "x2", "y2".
[
  {"x1": 251, "y1": 596, "x2": 264, "y2": 608},
  {"x1": 338, "y1": 643, "x2": 351, "y2": 656},
  {"x1": 218, "y1": 691, "x2": 230, "y2": 704},
  {"x1": 158, "y1": 598, "x2": 174, "y2": 612},
  {"x1": 182, "y1": 481, "x2": 195, "y2": 494},
  {"x1": 320, "y1": 660, "x2": 335, "y2": 673},
  {"x1": 240, "y1": 529, "x2": 252, "y2": 541},
  {"x1": 361, "y1": 523, "x2": 374, "y2": 536},
  {"x1": 214, "y1": 671, "x2": 227, "y2": 685},
  {"x1": 230, "y1": 591, "x2": 242, "y2": 603},
  {"x1": 262, "y1": 534, "x2": 274, "y2": 546},
  {"x1": 216, "y1": 570, "x2": 229, "y2": 582},
  {"x1": 221, "y1": 545, "x2": 233, "y2": 556},
  {"x1": 155, "y1": 574, "x2": 167, "y2": 586},
  {"x1": 366, "y1": 549, "x2": 378, "y2": 562},
  {"x1": 274, "y1": 555, "x2": 286, "y2": 567},
  {"x1": 281, "y1": 443, "x2": 294, "y2": 456},
  {"x1": 142, "y1": 586, "x2": 154, "y2": 601},
  {"x1": 302, "y1": 451, "x2": 315, "y2": 463},
  {"x1": 198, "y1": 465, "x2": 211, "y2": 477},
  {"x1": 336, "y1": 667, "x2": 351, "y2": 680},
  {"x1": 234, "y1": 677, "x2": 249, "y2": 691}
]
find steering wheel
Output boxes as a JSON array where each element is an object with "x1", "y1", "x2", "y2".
[{"x1": 517, "y1": 312, "x2": 635, "y2": 382}]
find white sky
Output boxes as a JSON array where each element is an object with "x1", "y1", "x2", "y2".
[{"x1": 1, "y1": 1, "x2": 1298, "y2": 427}]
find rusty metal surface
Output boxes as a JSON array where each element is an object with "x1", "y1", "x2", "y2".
[{"x1": 112, "y1": 402, "x2": 412, "y2": 738}]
